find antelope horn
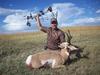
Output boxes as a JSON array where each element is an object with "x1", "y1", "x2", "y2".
[{"x1": 65, "y1": 30, "x2": 72, "y2": 45}]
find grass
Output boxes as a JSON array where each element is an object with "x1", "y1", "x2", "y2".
[{"x1": 0, "y1": 26, "x2": 100, "y2": 75}]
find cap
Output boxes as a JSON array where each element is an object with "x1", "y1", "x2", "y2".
[{"x1": 51, "y1": 18, "x2": 58, "y2": 24}]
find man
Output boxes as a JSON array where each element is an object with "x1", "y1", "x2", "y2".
[{"x1": 35, "y1": 14, "x2": 65, "y2": 50}]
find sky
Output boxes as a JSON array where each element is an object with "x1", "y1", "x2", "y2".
[{"x1": 0, "y1": 0, "x2": 100, "y2": 34}]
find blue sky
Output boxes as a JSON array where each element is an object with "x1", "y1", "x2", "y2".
[{"x1": 0, "y1": 0, "x2": 100, "y2": 34}]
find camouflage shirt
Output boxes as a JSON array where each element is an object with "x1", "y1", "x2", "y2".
[{"x1": 40, "y1": 26, "x2": 65, "y2": 50}]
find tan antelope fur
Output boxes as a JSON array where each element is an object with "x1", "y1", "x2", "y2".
[
  {"x1": 25, "y1": 41, "x2": 78, "y2": 69},
  {"x1": 25, "y1": 30, "x2": 79, "y2": 69}
]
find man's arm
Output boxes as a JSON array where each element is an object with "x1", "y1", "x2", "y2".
[{"x1": 35, "y1": 14, "x2": 48, "y2": 33}]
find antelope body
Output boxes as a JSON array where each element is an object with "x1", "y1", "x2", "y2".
[{"x1": 25, "y1": 46, "x2": 70, "y2": 69}]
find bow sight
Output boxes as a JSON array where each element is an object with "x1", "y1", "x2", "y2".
[{"x1": 26, "y1": 6, "x2": 53, "y2": 27}]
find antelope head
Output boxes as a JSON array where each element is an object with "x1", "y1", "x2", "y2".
[
  {"x1": 59, "y1": 30, "x2": 84, "y2": 59},
  {"x1": 59, "y1": 30, "x2": 78, "y2": 52},
  {"x1": 59, "y1": 42, "x2": 78, "y2": 52}
]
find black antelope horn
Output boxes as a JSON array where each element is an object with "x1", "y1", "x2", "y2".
[{"x1": 65, "y1": 30, "x2": 72, "y2": 45}]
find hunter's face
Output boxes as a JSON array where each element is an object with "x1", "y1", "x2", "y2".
[{"x1": 51, "y1": 21, "x2": 57, "y2": 29}]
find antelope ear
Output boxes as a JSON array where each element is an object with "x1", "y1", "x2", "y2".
[
  {"x1": 58, "y1": 45, "x2": 64, "y2": 49},
  {"x1": 68, "y1": 45, "x2": 78, "y2": 51},
  {"x1": 59, "y1": 42, "x2": 69, "y2": 49}
]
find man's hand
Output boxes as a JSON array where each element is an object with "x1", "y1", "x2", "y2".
[
  {"x1": 34, "y1": 14, "x2": 40, "y2": 22},
  {"x1": 34, "y1": 14, "x2": 43, "y2": 30}
]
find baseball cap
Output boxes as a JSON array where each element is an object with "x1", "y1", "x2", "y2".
[{"x1": 51, "y1": 18, "x2": 58, "y2": 24}]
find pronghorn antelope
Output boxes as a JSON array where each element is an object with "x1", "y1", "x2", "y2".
[{"x1": 25, "y1": 30, "x2": 79, "y2": 69}]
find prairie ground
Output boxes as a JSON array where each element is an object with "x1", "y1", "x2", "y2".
[{"x1": 0, "y1": 26, "x2": 100, "y2": 75}]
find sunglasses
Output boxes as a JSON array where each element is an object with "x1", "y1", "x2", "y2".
[{"x1": 51, "y1": 21, "x2": 57, "y2": 24}]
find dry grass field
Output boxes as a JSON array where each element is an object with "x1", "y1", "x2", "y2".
[{"x1": 0, "y1": 26, "x2": 100, "y2": 75}]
